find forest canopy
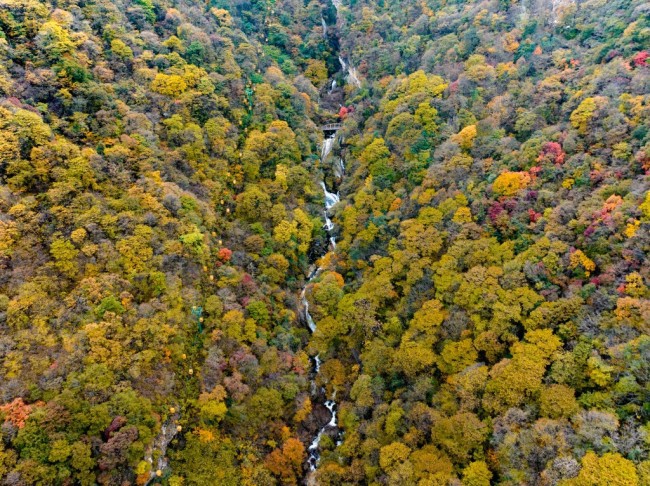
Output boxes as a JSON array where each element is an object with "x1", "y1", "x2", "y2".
[{"x1": 0, "y1": 0, "x2": 648, "y2": 484}]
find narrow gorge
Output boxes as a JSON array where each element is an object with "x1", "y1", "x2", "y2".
[
  {"x1": 300, "y1": 1, "x2": 360, "y2": 480},
  {"x1": 303, "y1": 128, "x2": 342, "y2": 475}
]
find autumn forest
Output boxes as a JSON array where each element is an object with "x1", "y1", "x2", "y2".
[{"x1": 0, "y1": 0, "x2": 649, "y2": 484}]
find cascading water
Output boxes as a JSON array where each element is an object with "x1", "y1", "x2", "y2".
[
  {"x1": 329, "y1": 79, "x2": 337, "y2": 94},
  {"x1": 324, "y1": 215, "x2": 334, "y2": 232},
  {"x1": 320, "y1": 136, "x2": 341, "y2": 209},
  {"x1": 304, "y1": 131, "x2": 342, "y2": 475},
  {"x1": 301, "y1": 287, "x2": 317, "y2": 333},
  {"x1": 303, "y1": 0, "x2": 365, "y2": 478},
  {"x1": 320, "y1": 180, "x2": 340, "y2": 210},
  {"x1": 333, "y1": 156, "x2": 345, "y2": 178},
  {"x1": 321, "y1": 135, "x2": 334, "y2": 161}
]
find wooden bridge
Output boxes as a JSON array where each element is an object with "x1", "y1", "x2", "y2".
[{"x1": 320, "y1": 123, "x2": 343, "y2": 131}]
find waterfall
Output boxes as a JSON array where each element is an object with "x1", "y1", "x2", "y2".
[
  {"x1": 324, "y1": 400, "x2": 337, "y2": 427},
  {"x1": 321, "y1": 134, "x2": 335, "y2": 161},
  {"x1": 321, "y1": 16, "x2": 327, "y2": 36},
  {"x1": 319, "y1": 136, "x2": 340, "y2": 209},
  {"x1": 328, "y1": 79, "x2": 337, "y2": 95},
  {"x1": 307, "y1": 430, "x2": 325, "y2": 470},
  {"x1": 304, "y1": 130, "x2": 344, "y2": 474},
  {"x1": 324, "y1": 215, "x2": 334, "y2": 232},
  {"x1": 320, "y1": 181, "x2": 340, "y2": 210},
  {"x1": 333, "y1": 162, "x2": 343, "y2": 179},
  {"x1": 301, "y1": 290, "x2": 317, "y2": 333},
  {"x1": 304, "y1": 2, "x2": 350, "y2": 478}
]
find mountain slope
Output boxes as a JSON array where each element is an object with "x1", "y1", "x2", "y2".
[{"x1": 0, "y1": 0, "x2": 648, "y2": 485}]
